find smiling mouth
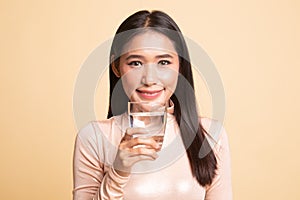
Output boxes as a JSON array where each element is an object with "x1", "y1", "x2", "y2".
[{"x1": 136, "y1": 89, "x2": 163, "y2": 99}]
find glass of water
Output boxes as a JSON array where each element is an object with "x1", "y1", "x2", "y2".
[{"x1": 128, "y1": 101, "x2": 167, "y2": 148}]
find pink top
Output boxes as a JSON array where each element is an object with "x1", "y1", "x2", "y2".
[{"x1": 73, "y1": 107, "x2": 232, "y2": 200}]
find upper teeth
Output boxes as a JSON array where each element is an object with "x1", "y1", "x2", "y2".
[{"x1": 143, "y1": 92, "x2": 157, "y2": 95}]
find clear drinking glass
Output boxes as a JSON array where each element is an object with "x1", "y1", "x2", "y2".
[{"x1": 128, "y1": 101, "x2": 167, "y2": 148}]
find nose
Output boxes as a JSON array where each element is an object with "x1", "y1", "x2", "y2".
[{"x1": 142, "y1": 63, "x2": 157, "y2": 86}]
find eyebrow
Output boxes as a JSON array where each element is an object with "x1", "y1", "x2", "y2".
[
  {"x1": 125, "y1": 55, "x2": 144, "y2": 60},
  {"x1": 125, "y1": 54, "x2": 174, "y2": 60},
  {"x1": 156, "y1": 54, "x2": 174, "y2": 59}
]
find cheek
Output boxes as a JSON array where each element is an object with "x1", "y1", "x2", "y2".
[
  {"x1": 159, "y1": 68, "x2": 178, "y2": 92},
  {"x1": 120, "y1": 69, "x2": 142, "y2": 97}
]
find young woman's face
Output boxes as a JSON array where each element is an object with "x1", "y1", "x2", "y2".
[{"x1": 114, "y1": 31, "x2": 180, "y2": 104}]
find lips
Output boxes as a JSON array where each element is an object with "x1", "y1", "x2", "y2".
[{"x1": 136, "y1": 89, "x2": 163, "y2": 100}]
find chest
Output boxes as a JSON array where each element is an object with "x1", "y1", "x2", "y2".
[{"x1": 123, "y1": 153, "x2": 206, "y2": 200}]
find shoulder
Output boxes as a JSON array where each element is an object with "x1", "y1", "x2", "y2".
[
  {"x1": 199, "y1": 117, "x2": 219, "y2": 128},
  {"x1": 199, "y1": 117, "x2": 230, "y2": 153},
  {"x1": 76, "y1": 114, "x2": 126, "y2": 148},
  {"x1": 75, "y1": 117, "x2": 116, "y2": 149},
  {"x1": 74, "y1": 116, "x2": 125, "y2": 166},
  {"x1": 201, "y1": 118, "x2": 233, "y2": 198},
  {"x1": 77, "y1": 118, "x2": 113, "y2": 140},
  {"x1": 199, "y1": 117, "x2": 225, "y2": 136}
]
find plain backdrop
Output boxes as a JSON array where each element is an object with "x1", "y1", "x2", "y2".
[{"x1": 1, "y1": 0, "x2": 299, "y2": 199}]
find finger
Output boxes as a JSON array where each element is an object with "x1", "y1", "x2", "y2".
[
  {"x1": 121, "y1": 127, "x2": 149, "y2": 143},
  {"x1": 115, "y1": 148, "x2": 158, "y2": 169},
  {"x1": 126, "y1": 127, "x2": 149, "y2": 136},
  {"x1": 126, "y1": 137, "x2": 160, "y2": 149},
  {"x1": 128, "y1": 147, "x2": 158, "y2": 159},
  {"x1": 114, "y1": 147, "x2": 159, "y2": 173},
  {"x1": 152, "y1": 135, "x2": 164, "y2": 143},
  {"x1": 121, "y1": 132, "x2": 132, "y2": 142}
]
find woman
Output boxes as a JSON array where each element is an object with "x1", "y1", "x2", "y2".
[{"x1": 73, "y1": 10, "x2": 232, "y2": 200}]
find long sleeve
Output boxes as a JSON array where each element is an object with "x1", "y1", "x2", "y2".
[
  {"x1": 73, "y1": 122, "x2": 130, "y2": 200},
  {"x1": 204, "y1": 121, "x2": 233, "y2": 200}
]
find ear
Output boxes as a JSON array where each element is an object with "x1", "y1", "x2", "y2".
[{"x1": 111, "y1": 55, "x2": 121, "y2": 78}]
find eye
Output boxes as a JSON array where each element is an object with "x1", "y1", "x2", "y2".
[
  {"x1": 158, "y1": 60, "x2": 171, "y2": 66},
  {"x1": 128, "y1": 61, "x2": 143, "y2": 67}
]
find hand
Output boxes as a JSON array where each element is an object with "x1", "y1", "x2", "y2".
[{"x1": 113, "y1": 127, "x2": 161, "y2": 177}]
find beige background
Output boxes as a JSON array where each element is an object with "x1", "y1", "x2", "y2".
[{"x1": 1, "y1": 0, "x2": 299, "y2": 199}]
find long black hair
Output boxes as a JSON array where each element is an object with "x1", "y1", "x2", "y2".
[{"x1": 107, "y1": 10, "x2": 217, "y2": 187}]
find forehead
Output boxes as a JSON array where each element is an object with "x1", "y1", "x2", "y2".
[{"x1": 121, "y1": 31, "x2": 177, "y2": 55}]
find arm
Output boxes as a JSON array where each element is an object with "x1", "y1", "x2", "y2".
[
  {"x1": 204, "y1": 122, "x2": 233, "y2": 200},
  {"x1": 73, "y1": 122, "x2": 130, "y2": 200}
]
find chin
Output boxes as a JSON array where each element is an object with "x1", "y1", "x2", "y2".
[{"x1": 131, "y1": 94, "x2": 170, "y2": 104}]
